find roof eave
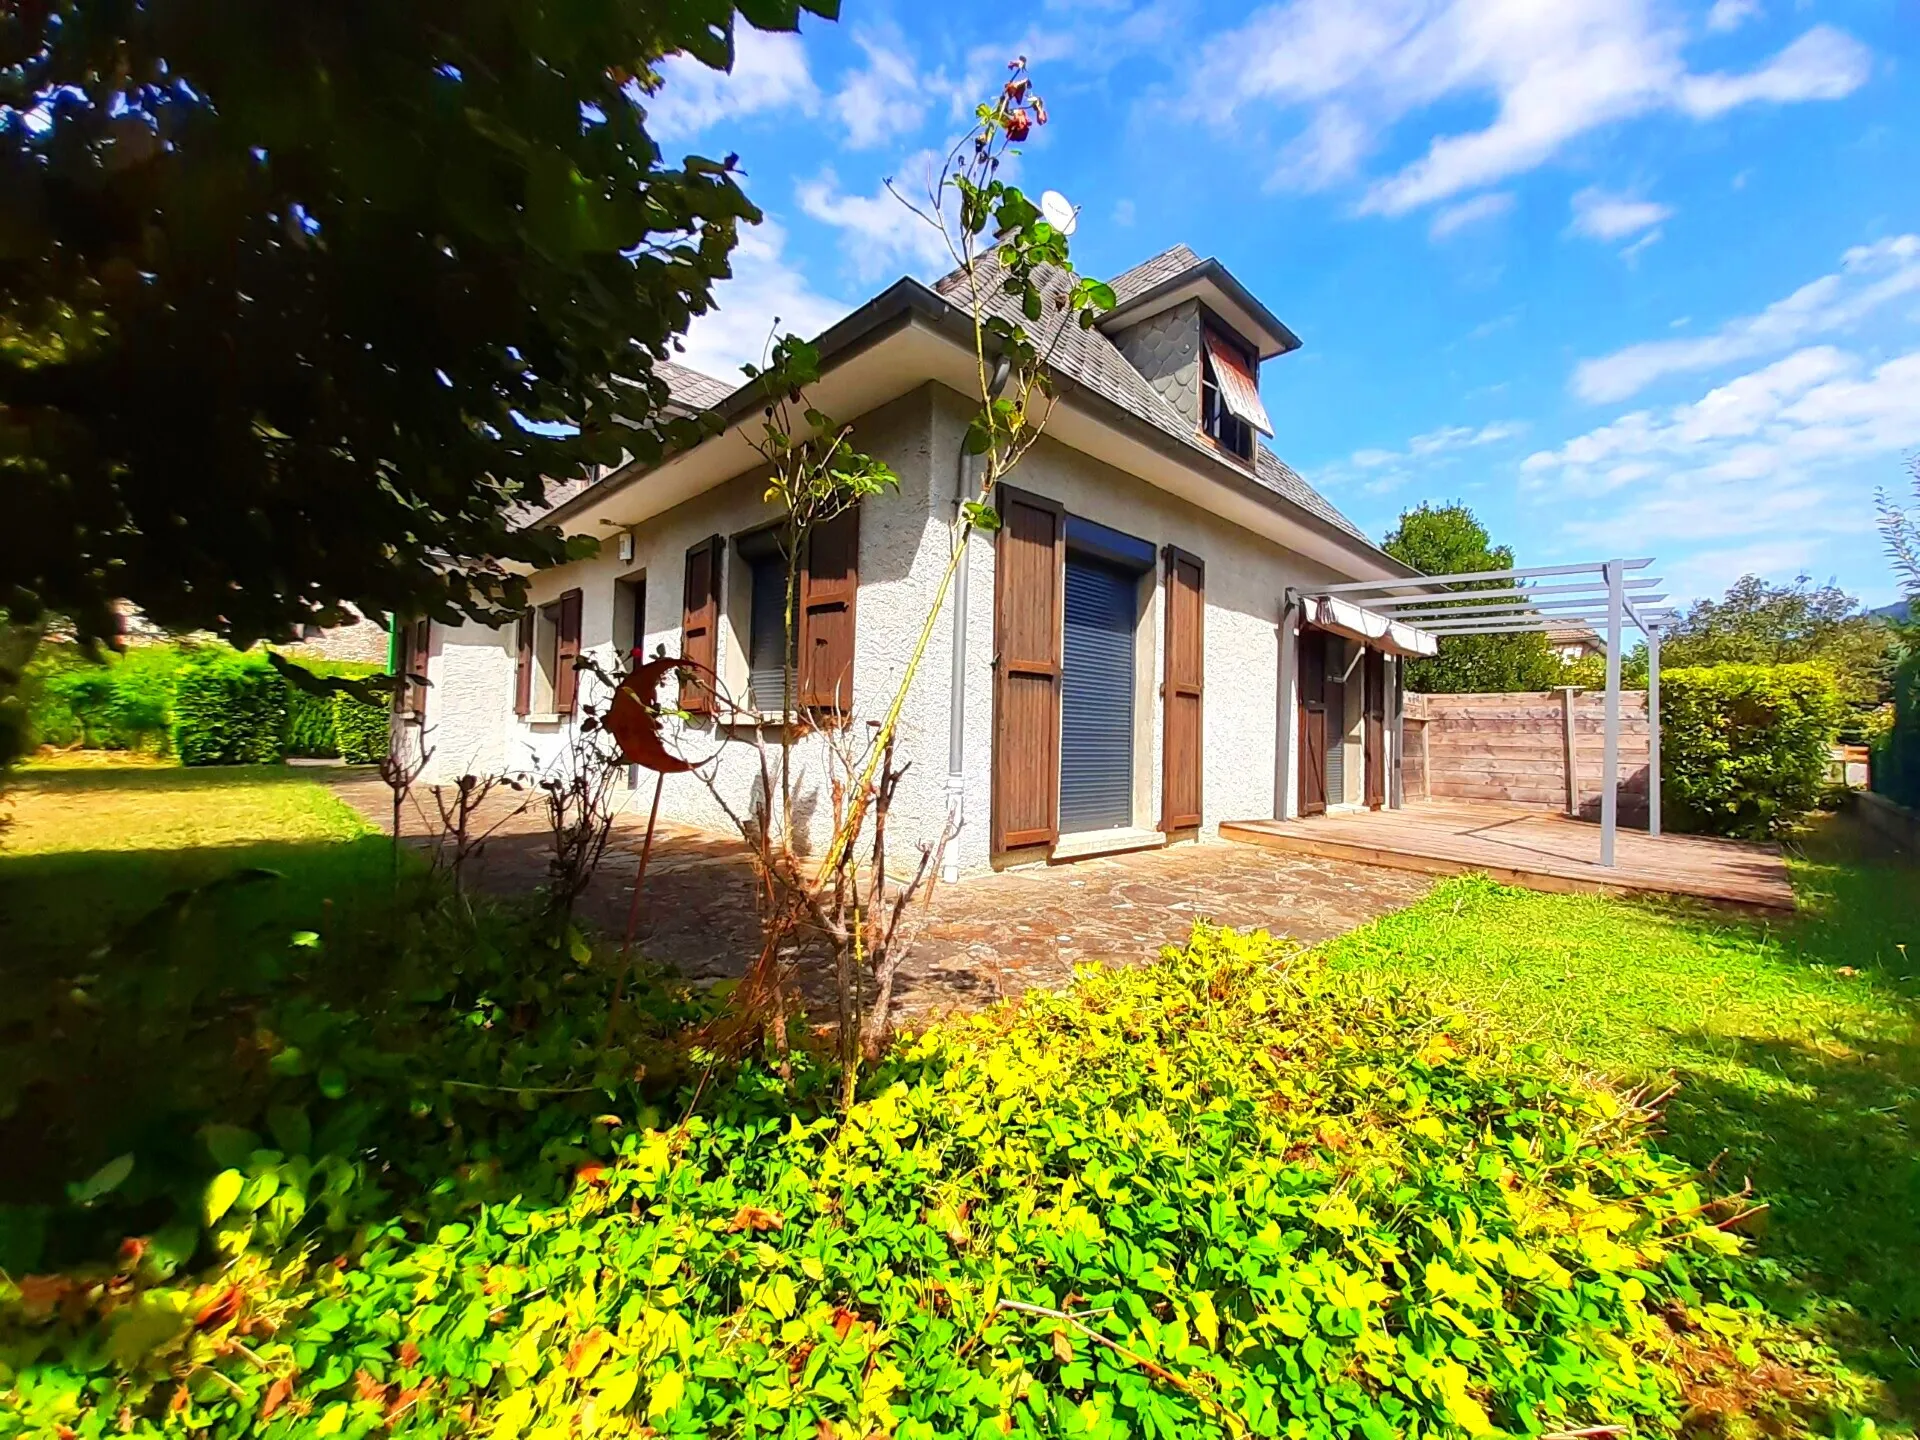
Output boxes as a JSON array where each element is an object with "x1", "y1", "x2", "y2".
[
  {"x1": 1097, "y1": 259, "x2": 1303, "y2": 360},
  {"x1": 542, "y1": 277, "x2": 1407, "y2": 580}
]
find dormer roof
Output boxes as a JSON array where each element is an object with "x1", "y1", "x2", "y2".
[{"x1": 1099, "y1": 244, "x2": 1301, "y2": 361}]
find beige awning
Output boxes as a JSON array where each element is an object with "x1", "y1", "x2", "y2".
[
  {"x1": 1305, "y1": 595, "x2": 1438, "y2": 658},
  {"x1": 1203, "y1": 333, "x2": 1273, "y2": 436}
]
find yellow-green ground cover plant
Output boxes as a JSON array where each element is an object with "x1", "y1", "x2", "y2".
[{"x1": 0, "y1": 906, "x2": 1871, "y2": 1440}]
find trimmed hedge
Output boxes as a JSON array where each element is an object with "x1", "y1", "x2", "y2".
[
  {"x1": 170, "y1": 650, "x2": 291, "y2": 765},
  {"x1": 1662, "y1": 663, "x2": 1843, "y2": 839},
  {"x1": 27, "y1": 641, "x2": 389, "y2": 766},
  {"x1": 1873, "y1": 648, "x2": 1920, "y2": 809}
]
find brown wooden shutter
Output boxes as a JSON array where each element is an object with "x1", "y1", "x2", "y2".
[
  {"x1": 991, "y1": 486, "x2": 1064, "y2": 853},
  {"x1": 1297, "y1": 628, "x2": 1328, "y2": 816},
  {"x1": 553, "y1": 588, "x2": 583, "y2": 716},
  {"x1": 400, "y1": 618, "x2": 430, "y2": 719},
  {"x1": 1160, "y1": 546, "x2": 1204, "y2": 832},
  {"x1": 680, "y1": 536, "x2": 722, "y2": 715},
  {"x1": 514, "y1": 613, "x2": 534, "y2": 717},
  {"x1": 800, "y1": 505, "x2": 859, "y2": 717}
]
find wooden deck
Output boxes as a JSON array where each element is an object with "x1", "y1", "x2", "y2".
[{"x1": 1220, "y1": 801, "x2": 1795, "y2": 911}]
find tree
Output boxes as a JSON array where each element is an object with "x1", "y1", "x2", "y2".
[
  {"x1": 1661, "y1": 573, "x2": 1895, "y2": 711},
  {"x1": 1879, "y1": 454, "x2": 1920, "y2": 610},
  {"x1": 1, "y1": 0, "x2": 836, "y2": 649},
  {"x1": 1383, "y1": 502, "x2": 1565, "y2": 693}
]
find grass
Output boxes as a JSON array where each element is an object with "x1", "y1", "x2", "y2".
[
  {"x1": 0, "y1": 760, "x2": 393, "y2": 1211},
  {"x1": 1319, "y1": 809, "x2": 1920, "y2": 1409}
]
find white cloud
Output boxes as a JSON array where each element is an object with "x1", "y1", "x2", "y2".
[
  {"x1": 1572, "y1": 233, "x2": 1920, "y2": 401},
  {"x1": 796, "y1": 153, "x2": 956, "y2": 282},
  {"x1": 1569, "y1": 187, "x2": 1672, "y2": 241},
  {"x1": 1337, "y1": 418, "x2": 1525, "y2": 493},
  {"x1": 1520, "y1": 346, "x2": 1920, "y2": 580},
  {"x1": 1678, "y1": 26, "x2": 1869, "y2": 116},
  {"x1": 646, "y1": 29, "x2": 819, "y2": 143},
  {"x1": 1112, "y1": 198, "x2": 1137, "y2": 227},
  {"x1": 673, "y1": 220, "x2": 853, "y2": 380},
  {"x1": 1429, "y1": 191, "x2": 1514, "y2": 239},
  {"x1": 1706, "y1": 0, "x2": 1762, "y2": 35},
  {"x1": 830, "y1": 27, "x2": 960, "y2": 151},
  {"x1": 1184, "y1": 1, "x2": 1870, "y2": 214}
]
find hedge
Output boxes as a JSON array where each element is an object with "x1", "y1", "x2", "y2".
[
  {"x1": 1873, "y1": 647, "x2": 1920, "y2": 809},
  {"x1": 170, "y1": 649, "x2": 292, "y2": 765},
  {"x1": 1662, "y1": 663, "x2": 1843, "y2": 839},
  {"x1": 26, "y1": 641, "x2": 388, "y2": 766}
]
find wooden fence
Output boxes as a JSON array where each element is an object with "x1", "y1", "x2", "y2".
[{"x1": 1404, "y1": 689, "x2": 1650, "y2": 826}]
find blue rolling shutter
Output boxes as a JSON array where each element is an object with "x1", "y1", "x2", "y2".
[{"x1": 1060, "y1": 556, "x2": 1136, "y2": 833}]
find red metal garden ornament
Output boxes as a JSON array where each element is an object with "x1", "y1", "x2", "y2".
[{"x1": 606, "y1": 656, "x2": 696, "y2": 774}]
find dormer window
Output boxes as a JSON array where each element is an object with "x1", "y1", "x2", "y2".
[{"x1": 1199, "y1": 326, "x2": 1271, "y2": 461}]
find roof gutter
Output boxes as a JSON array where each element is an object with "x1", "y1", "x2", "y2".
[{"x1": 543, "y1": 278, "x2": 1412, "y2": 581}]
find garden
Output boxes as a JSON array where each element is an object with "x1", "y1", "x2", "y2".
[{"x1": 1, "y1": 759, "x2": 1913, "y2": 1438}]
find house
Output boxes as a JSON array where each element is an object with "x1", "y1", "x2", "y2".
[
  {"x1": 1546, "y1": 625, "x2": 1604, "y2": 664},
  {"x1": 398, "y1": 244, "x2": 1418, "y2": 875}
]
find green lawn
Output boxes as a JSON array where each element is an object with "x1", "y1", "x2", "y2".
[
  {"x1": 1320, "y1": 812, "x2": 1920, "y2": 1407},
  {"x1": 0, "y1": 761, "x2": 392, "y2": 1211}
]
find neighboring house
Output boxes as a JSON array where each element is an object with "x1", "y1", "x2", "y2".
[
  {"x1": 399, "y1": 244, "x2": 1417, "y2": 874},
  {"x1": 1547, "y1": 625, "x2": 1604, "y2": 663}
]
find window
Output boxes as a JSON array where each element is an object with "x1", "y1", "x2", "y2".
[
  {"x1": 738, "y1": 527, "x2": 797, "y2": 713},
  {"x1": 513, "y1": 589, "x2": 581, "y2": 717},
  {"x1": 613, "y1": 573, "x2": 646, "y2": 664},
  {"x1": 1200, "y1": 344, "x2": 1254, "y2": 459}
]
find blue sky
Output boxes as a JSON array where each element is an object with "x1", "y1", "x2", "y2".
[{"x1": 650, "y1": 0, "x2": 1920, "y2": 607}]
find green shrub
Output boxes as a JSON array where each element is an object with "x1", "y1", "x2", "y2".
[
  {"x1": 1873, "y1": 647, "x2": 1920, "y2": 809},
  {"x1": 283, "y1": 687, "x2": 339, "y2": 757},
  {"x1": 1662, "y1": 663, "x2": 1843, "y2": 839},
  {"x1": 24, "y1": 644, "x2": 182, "y2": 752},
  {"x1": 171, "y1": 649, "x2": 289, "y2": 765},
  {"x1": 281, "y1": 661, "x2": 386, "y2": 761},
  {"x1": 331, "y1": 689, "x2": 390, "y2": 763},
  {"x1": 0, "y1": 920, "x2": 1849, "y2": 1440}
]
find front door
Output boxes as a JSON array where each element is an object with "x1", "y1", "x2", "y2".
[
  {"x1": 1364, "y1": 650, "x2": 1386, "y2": 810},
  {"x1": 1060, "y1": 553, "x2": 1135, "y2": 833},
  {"x1": 1297, "y1": 629, "x2": 1328, "y2": 816}
]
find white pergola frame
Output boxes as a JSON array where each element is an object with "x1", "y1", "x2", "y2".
[{"x1": 1301, "y1": 558, "x2": 1676, "y2": 868}]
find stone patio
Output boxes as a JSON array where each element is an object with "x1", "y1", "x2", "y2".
[{"x1": 330, "y1": 775, "x2": 1431, "y2": 1019}]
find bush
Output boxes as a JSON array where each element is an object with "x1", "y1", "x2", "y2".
[
  {"x1": 0, "y1": 919, "x2": 1848, "y2": 1440},
  {"x1": 170, "y1": 649, "x2": 290, "y2": 765},
  {"x1": 24, "y1": 643, "x2": 183, "y2": 752},
  {"x1": 1662, "y1": 663, "x2": 1843, "y2": 839},
  {"x1": 281, "y1": 660, "x2": 388, "y2": 764},
  {"x1": 1873, "y1": 647, "x2": 1920, "y2": 809},
  {"x1": 332, "y1": 689, "x2": 390, "y2": 764}
]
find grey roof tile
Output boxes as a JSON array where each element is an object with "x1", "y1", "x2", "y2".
[
  {"x1": 657, "y1": 359, "x2": 735, "y2": 413},
  {"x1": 937, "y1": 250, "x2": 1370, "y2": 545},
  {"x1": 1107, "y1": 244, "x2": 1202, "y2": 305}
]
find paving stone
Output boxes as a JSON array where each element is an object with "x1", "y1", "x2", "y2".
[{"x1": 330, "y1": 775, "x2": 1432, "y2": 1020}]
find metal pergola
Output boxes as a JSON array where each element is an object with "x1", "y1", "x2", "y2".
[{"x1": 1300, "y1": 559, "x2": 1677, "y2": 868}]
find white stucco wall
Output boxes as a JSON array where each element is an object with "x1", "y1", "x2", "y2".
[
  {"x1": 413, "y1": 390, "x2": 964, "y2": 867},
  {"x1": 414, "y1": 380, "x2": 1387, "y2": 877}
]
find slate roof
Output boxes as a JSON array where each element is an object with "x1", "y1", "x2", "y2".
[
  {"x1": 658, "y1": 360, "x2": 735, "y2": 413},
  {"x1": 934, "y1": 248, "x2": 1370, "y2": 545},
  {"x1": 1107, "y1": 244, "x2": 1202, "y2": 306}
]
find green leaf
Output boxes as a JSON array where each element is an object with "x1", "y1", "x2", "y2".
[
  {"x1": 202, "y1": 1123, "x2": 259, "y2": 1170},
  {"x1": 204, "y1": 1169, "x2": 245, "y2": 1227},
  {"x1": 68, "y1": 1152, "x2": 134, "y2": 1205},
  {"x1": 268, "y1": 1105, "x2": 313, "y2": 1157},
  {"x1": 647, "y1": 1368, "x2": 685, "y2": 1420}
]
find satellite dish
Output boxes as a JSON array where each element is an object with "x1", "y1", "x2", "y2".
[{"x1": 1040, "y1": 190, "x2": 1079, "y2": 236}]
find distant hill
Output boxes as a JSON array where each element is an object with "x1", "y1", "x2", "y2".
[{"x1": 1872, "y1": 599, "x2": 1915, "y2": 622}]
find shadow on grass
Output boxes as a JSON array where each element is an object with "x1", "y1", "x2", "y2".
[
  {"x1": 12, "y1": 761, "x2": 376, "y2": 794},
  {"x1": 0, "y1": 834, "x2": 402, "y2": 1207}
]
